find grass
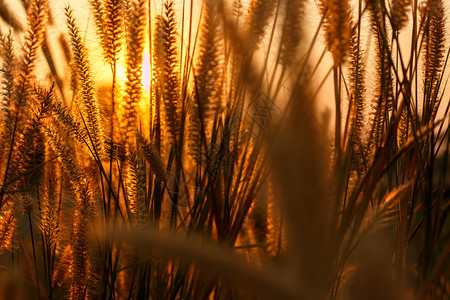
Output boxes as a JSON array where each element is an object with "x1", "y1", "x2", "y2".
[{"x1": 0, "y1": 0, "x2": 449, "y2": 299}]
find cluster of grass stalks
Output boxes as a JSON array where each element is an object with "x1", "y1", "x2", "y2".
[{"x1": 0, "y1": 0, "x2": 450, "y2": 299}]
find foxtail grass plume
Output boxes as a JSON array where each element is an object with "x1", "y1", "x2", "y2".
[
  {"x1": 65, "y1": 6, "x2": 103, "y2": 154},
  {"x1": 244, "y1": 0, "x2": 278, "y2": 52},
  {"x1": 391, "y1": 0, "x2": 411, "y2": 32},
  {"x1": 153, "y1": 1, "x2": 181, "y2": 143},
  {"x1": 422, "y1": 0, "x2": 446, "y2": 122},
  {"x1": 89, "y1": 0, "x2": 123, "y2": 66},
  {"x1": 321, "y1": 0, "x2": 351, "y2": 65},
  {"x1": 279, "y1": 0, "x2": 305, "y2": 66},
  {"x1": 123, "y1": 0, "x2": 146, "y2": 144}
]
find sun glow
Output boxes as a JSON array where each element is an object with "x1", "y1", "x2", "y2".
[
  {"x1": 142, "y1": 52, "x2": 151, "y2": 91},
  {"x1": 115, "y1": 50, "x2": 151, "y2": 91},
  {"x1": 113, "y1": 49, "x2": 152, "y2": 132}
]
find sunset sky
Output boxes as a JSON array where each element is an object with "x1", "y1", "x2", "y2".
[{"x1": 2, "y1": 0, "x2": 399, "y2": 124}]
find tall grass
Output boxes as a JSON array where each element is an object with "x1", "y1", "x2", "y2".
[{"x1": 0, "y1": 0, "x2": 449, "y2": 299}]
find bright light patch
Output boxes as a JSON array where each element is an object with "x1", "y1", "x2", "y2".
[
  {"x1": 116, "y1": 62, "x2": 126, "y2": 85},
  {"x1": 142, "y1": 52, "x2": 151, "y2": 91},
  {"x1": 114, "y1": 51, "x2": 151, "y2": 91}
]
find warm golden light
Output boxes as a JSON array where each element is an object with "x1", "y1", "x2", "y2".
[
  {"x1": 115, "y1": 49, "x2": 151, "y2": 91},
  {"x1": 3, "y1": 0, "x2": 449, "y2": 298},
  {"x1": 142, "y1": 51, "x2": 151, "y2": 91}
]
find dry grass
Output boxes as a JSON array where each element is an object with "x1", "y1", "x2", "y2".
[{"x1": 0, "y1": 0, "x2": 448, "y2": 299}]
